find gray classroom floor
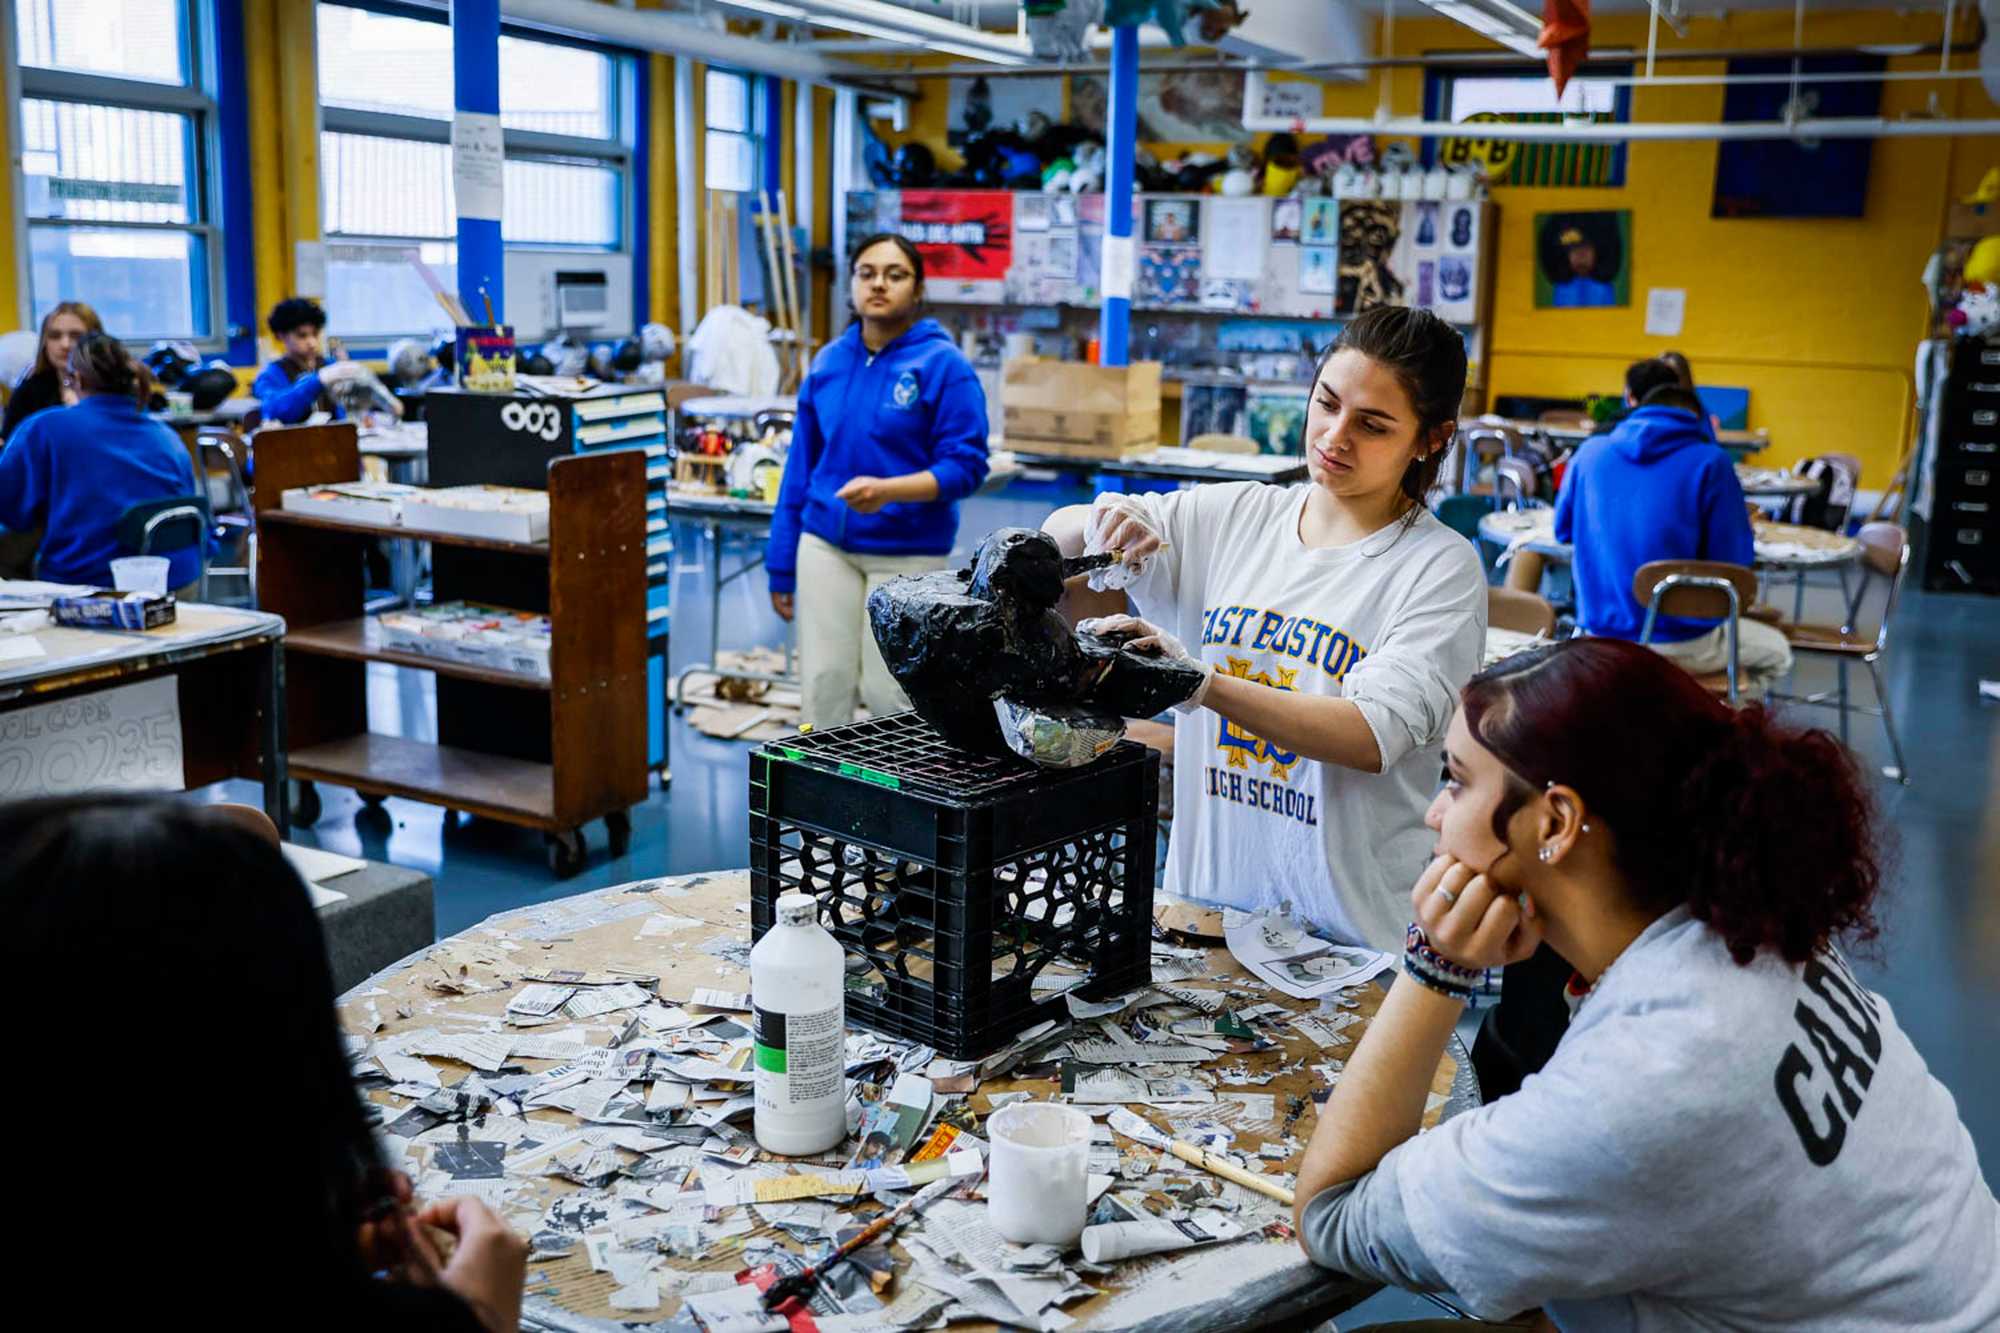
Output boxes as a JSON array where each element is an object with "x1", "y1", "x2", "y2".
[{"x1": 207, "y1": 481, "x2": 2000, "y2": 1326}]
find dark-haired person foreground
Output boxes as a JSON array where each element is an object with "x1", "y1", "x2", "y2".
[
  {"x1": 0, "y1": 333, "x2": 204, "y2": 590},
  {"x1": 0, "y1": 796, "x2": 527, "y2": 1330},
  {"x1": 1043, "y1": 307, "x2": 1487, "y2": 951},
  {"x1": 1294, "y1": 640, "x2": 2000, "y2": 1328},
  {"x1": 765, "y1": 232, "x2": 990, "y2": 727}
]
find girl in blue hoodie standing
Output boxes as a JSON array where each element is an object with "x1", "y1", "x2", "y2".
[{"x1": 766, "y1": 234, "x2": 990, "y2": 727}]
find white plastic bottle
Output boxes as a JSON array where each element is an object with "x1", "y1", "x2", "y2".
[{"x1": 752, "y1": 893, "x2": 847, "y2": 1155}]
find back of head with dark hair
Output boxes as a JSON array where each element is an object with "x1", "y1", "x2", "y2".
[
  {"x1": 269, "y1": 296, "x2": 328, "y2": 337},
  {"x1": 1461, "y1": 639, "x2": 1883, "y2": 966},
  {"x1": 849, "y1": 232, "x2": 926, "y2": 287},
  {"x1": 1, "y1": 795, "x2": 384, "y2": 1300},
  {"x1": 1659, "y1": 349, "x2": 1695, "y2": 391},
  {"x1": 71, "y1": 331, "x2": 146, "y2": 404},
  {"x1": 1624, "y1": 357, "x2": 1681, "y2": 406},
  {"x1": 1638, "y1": 383, "x2": 1705, "y2": 414},
  {"x1": 1320, "y1": 305, "x2": 1468, "y2": 512}
]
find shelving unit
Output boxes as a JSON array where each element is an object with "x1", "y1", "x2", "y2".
[
  {"x1": 425, "y1": 385, "x2": 673, "y2": 771},
  {"x1": 254, "y1": 423, "x2": 649, "y2": 875}
]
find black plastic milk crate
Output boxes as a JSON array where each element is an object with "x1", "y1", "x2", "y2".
[{"x1": 748, "y1": 712, "x2": 1158, "y2": 1059}]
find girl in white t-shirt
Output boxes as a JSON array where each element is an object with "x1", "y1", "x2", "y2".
[
  {"x1": 1295, "y1": 639, "x2": 2000, "y2": 1328},
  {"x1": 1043, "y1": 307, "x2": 1487, "y2": 951}
]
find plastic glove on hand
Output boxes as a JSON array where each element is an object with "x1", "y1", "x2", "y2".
[
  {"x1": 1083, "y1": 494, "x2": 1164, "y2": 592},
  {"x1": 1076, "y1": 614, "x2": 1212, "y2": 712}
]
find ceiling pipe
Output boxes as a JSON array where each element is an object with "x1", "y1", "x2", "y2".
[
  {"x1": 496, "y1": 0, "x2": 912, "y2": 92},
  {"x1": 921, "y1": 35, "x2": 1980, "y2": 78},
  {"x1": 1239, "y1": 66, "x2": 1990, "y2": 139}
]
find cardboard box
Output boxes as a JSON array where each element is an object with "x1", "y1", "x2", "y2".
[
  {"x1": 402, "y1": 485, "x2": 550, "y2": 543},
  {"x1": 280, "y1": 482, "x2": 420, "y2": 527},
  {"x1": 1001, "y1": 358, "x2": 1163, "y2": 458}
]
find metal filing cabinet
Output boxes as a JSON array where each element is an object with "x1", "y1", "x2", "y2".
[{"x1": 426, "y1": 385, "x2": 674, "y2": 767}]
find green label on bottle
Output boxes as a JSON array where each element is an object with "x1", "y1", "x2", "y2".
[{"x1": 754, "y1": 1042, "x2": 787, "y2": 1073}]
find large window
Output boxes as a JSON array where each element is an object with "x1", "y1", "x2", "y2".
[
  {"x1": 13, "y1": 0, "x2": 215, "y2": 339},
  {"x1": 704, "y1": 69, "x2": 760, "y2": 195},
  {"x1": 1424, "y1": 66, "x2": 1631, "y2": 188},
  {"x1": 314, "y1": 2, "x2": 631, "y2": 338}
]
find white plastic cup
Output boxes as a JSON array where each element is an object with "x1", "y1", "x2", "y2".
[
  {"x1": 109, "y1": 556, "x2": 171, "y2": 596},
  {"x1": 985, "y1": 1101, "x2": 1092, "y2": 1246}
]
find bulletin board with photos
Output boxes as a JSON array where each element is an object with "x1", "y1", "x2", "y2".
[{"x1": 848, "y1": 190, "x2": 1495, "y2": 327}]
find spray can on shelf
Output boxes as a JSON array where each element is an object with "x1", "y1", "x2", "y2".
[{"x1": 752, "y1": 893, "x2": 847, "y2": 1156}]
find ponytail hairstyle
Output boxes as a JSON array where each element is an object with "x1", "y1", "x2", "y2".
[
  {"x1": 1316, "y1": 306, "x2": 1467, "y2": 525},
  {"x1": 71, "y1": 332, "x2": 149, "y2": 407},
  {"x1": 1461, "y1": 639, "x2": 1884, "y2": 966}
]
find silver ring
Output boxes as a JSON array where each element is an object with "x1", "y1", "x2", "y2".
[{"x1": 1432, "y1": 885, "x2": 1458, "y2": 907}]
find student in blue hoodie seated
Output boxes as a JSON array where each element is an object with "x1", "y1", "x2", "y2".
[
  {"x1": 766, "y1": 233, "x2": 990, "y2": 727},
  {"x1": 253, "y1": 296, "x2": 373, "y2": 425},
  {"x1": 1554, "y1": 358, "x2": 1791, "y2": 694},
  {"x1": 0, "y1": 333, "x2": 204, "y2": 593}
]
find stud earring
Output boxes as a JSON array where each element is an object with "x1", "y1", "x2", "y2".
[
  {"x1": 1538, "y1": 846, "x2": 1554, "y2": 863},
  {"x1": 1581, "y1": 822, "x2": 1592, "y2": 833}
]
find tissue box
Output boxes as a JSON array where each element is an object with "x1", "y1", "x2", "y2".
[{"x1": 51, "y1": 590, "x2": 177, "y2": 631}]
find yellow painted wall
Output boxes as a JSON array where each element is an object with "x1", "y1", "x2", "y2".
[
  {"x1": 874, "y1": 10, "x2": 1990, "y2": 485},
  {"x1": 0, "y1": 49, "x2": 20, "y2": 329}
]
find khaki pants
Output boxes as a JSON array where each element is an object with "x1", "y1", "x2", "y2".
[
  {"x1": 795, "y1": 532, "x2": 943, "y2": 728},
  {"x1": 1647, "y1": 619, "x2": 1794, "y2": 696}
]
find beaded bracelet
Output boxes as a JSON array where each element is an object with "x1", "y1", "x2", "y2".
[{"x1": 1403, "y1": 924, "x2": 1503, "y2": 1009}]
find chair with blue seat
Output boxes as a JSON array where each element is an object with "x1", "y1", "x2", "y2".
[{"x1": 116, "y1": 494, "x2": 209, "y2": 598}]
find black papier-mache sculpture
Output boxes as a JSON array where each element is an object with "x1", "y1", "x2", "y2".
[{"x1": 867, "y1": 527, "x2": 1207, "y2": 757}]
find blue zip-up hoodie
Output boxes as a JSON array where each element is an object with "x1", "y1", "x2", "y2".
[
  {"x1": 766, "y1": 319, "x2": 989, "y2": 594},
  {"x1": 252, "y1": 356, "x2": 345, "y2": 425},
  {"x1": 1553, "y1": 404, "x2": 1754, "y2": 644},
  {"x1": 0, "y1": 394, "x2": 204, "y2": 589}
]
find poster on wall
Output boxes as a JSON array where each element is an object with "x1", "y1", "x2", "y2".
[
  {"x1": 1301, "y1": 198, "x2": 1338, "y2": 247},
  {"x1": 1336, "y1": 200, "x2": 1407, "y2": 316},
  {"x1": 1534, "y1": 210, "x2": 1630, "y2": 308},
  {"x1": 1203, "y1": 198, "x2": 1267, "y2": 282},
  {"x1": 897, "y1": 190, "x2": 1013, "y2": 302},
  {"x1": 1404, "y1": 200, "x2": 1480, "y2": 324},
  {"x1": 1271, "y1": 197, "x2": 1302, "y2": 244},
  {"x1": 1181, "y1": 383, "x2": 1250, "y2": 443},
  {"x1": 1145, "y1": 199, "x2": 1199, "y2": 244},
  {"x1": 1140, "y1": 246, "x2": 1202, "y2": 305}
]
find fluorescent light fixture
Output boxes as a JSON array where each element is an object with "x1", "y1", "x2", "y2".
[
  {"x1": 704, "y1": 0, "x2": 1031, "y2": 65},
  {"x1": 1420, "y1": 0, "x2": 1545, "y2": 59}
]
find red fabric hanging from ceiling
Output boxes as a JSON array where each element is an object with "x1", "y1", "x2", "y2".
[{"x1": 1539, "y1": 0, "x2": 1592, "y2": 98}]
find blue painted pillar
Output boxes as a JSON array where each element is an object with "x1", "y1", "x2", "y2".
[
  {"x1": 212, "y1": 0, "x2": 258, "y2": 364},
  {"x1": 1098, "y1": 23, "x2": 1140, "y2": 367},
  {"x1": 762, "y1": 76, "x2": 785, "y2": 202},
  {"x1": 452, "y1": 0, "x2": 503, "y2": 323}
]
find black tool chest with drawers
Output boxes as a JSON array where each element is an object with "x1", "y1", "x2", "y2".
[{"x1": 1921, "y1": 337, "x2": 2000, "y2": 593}]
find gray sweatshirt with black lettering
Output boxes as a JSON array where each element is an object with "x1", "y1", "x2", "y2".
[{"x1": 1301, "y1": 906, "x2": 2000, "y2": 1330}]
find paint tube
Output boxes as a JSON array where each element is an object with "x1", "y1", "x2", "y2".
[{"x1": 1077, "y1": 1208, "x2": 1247, "y2": 1264}]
